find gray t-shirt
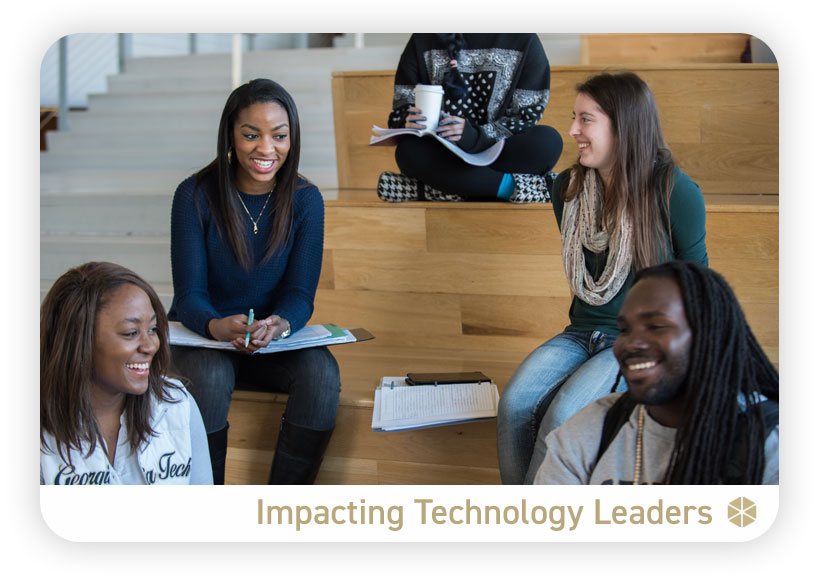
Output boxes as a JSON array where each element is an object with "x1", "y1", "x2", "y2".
[{"x1": 532, "y1": 393, "x2": 779, "y2": 485}]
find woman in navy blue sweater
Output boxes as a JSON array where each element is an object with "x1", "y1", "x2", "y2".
[{"x1": 168, "y1": 79, "x2": 340, "y2": 485}]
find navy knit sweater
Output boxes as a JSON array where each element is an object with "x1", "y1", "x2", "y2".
[{"x1": 168, "y1": 175, "x2": 325, "y2": 338}]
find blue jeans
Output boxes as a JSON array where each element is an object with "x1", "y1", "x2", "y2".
[
  {"x1": 170, "y1": 345, "x2": 341, "y2": 434},
  {"x1": 496, "y1": 329, "x2": 625, "y2": 484}
]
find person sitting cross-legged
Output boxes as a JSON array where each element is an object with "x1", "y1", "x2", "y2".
[
  {"x1": 377, "y1": 33, "x2": 563, "y2": 203},
  {"x1": 530, "y1": 261, "x2": 778, "y2": 485}
]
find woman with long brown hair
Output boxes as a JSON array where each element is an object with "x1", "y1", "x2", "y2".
[
  {"x1": 168, "y1": 79, "x2": 340, "y2": 485},
  {"x1": 497, "y1": 72, "x2": 709, "y2": 484},
  {"x1": 40, "y1": 262, "x2": 211, "y2": 485}
]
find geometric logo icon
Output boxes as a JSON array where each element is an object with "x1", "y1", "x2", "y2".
[{"x1": 728, "y1": 497, "x2": 757, "y2": 528}]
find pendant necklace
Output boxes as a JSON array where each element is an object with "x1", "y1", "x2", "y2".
[{"x1": 236, "y1": 189, "x2": 273, "y2": 235}]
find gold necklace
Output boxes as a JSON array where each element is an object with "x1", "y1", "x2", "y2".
[
  {"x1": 633, "y1": 404, "x2": 646, "y2": 485},
  {"x1": 236, "y1": 189, "x2": 273, "y2": 235}
]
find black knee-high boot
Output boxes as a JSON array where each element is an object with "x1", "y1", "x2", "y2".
[
  {"x1": 268, "y1": 418, "x2": 333, "y2": 485},
  {"x1": 206, "y1": 425, "x2": 229, "y2": 485}
]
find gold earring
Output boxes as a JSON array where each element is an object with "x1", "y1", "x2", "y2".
[{"x1": 228, "y1": 147, "x2": 234, "y2": 164}]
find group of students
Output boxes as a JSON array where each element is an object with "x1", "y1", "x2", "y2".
[{"x1": 40, "y1": 33, "x2": 778, "y2": 486}]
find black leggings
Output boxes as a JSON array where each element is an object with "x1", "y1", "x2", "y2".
[{"x1": 395, "y1": 124, "x2": 563, "y2": 200}]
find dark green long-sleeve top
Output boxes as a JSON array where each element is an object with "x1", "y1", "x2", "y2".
[{"x1": 552, "y1": 166, "x2": 708, "y2": 336}]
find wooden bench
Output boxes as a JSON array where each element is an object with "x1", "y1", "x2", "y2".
[
  {"x1": 580, "y1": 33, "x2": 752, "y2": 65},
  {"x1": 332, "y1": 64, "x2": 778, "y2": 195},
  {"x1": 227, "y1": 198, "x2": 777, "y2": 484},
  {"x1": 224, "y1": 62, "x2": 779, "y2": 485}
]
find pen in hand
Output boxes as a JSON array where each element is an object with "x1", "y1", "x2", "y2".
[{"x1": 245, "y1": 308, "x2": 254, "y2": 347}]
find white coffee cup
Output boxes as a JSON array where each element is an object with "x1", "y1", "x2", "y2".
[{"x1": 414, "y1": 84, "x2": 444, "y2": 134}]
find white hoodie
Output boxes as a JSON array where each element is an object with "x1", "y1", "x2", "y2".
[{"x1": 41, "y1": 382, "x2": 211, "y2": 485}]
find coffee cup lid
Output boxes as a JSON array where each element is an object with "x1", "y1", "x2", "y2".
[{"x1": 415, "y1": 84, "x2": 444, "y2": 93}]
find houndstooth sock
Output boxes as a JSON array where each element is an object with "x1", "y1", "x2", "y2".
[
  {"x1": 377, "y1": 171, "x2": 422, "y2": 202},
  {"x1": 377, "y1": 171, "x2": 465, "y2": 202},
  {"x1": 508, "y1": 172, "x2": 556, "y2": 203}
]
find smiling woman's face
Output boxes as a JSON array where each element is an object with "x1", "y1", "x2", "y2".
[
  {"x1": 91, "y1": 284, "x2": 159, "y2": 403},
  {"x1": 569, "y1": 92, "x2": 617, "y2": 184},
  {"x1": 231, "y1": 101, "x2": 291, "y2": 195}
]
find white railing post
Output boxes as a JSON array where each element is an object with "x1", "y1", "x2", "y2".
[
  {"x1": 232, "y1": 33, "x2": 243, "y2": 89},
  {"x1": 58, "y1": 36, "x2": 69, "y2": 131},
  {"x1": 353, "y1": 33, "x2": 365, "y2": 48},
  {"x1": 117, "y1": 33, "x2": 129, "y2": 74}
]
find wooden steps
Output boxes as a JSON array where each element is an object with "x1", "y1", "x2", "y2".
[
  {"x1": 315, "y1": 194, "x2": 778, "y2": 364},
  {"x1": 224, "y1": 191, "x2": 779, "y2": 485},
  {"x1": 580, "y1": 34, "x2": 752, "y2": 65},
  {"x1": 226, "y1": 339, "x2": 518, "y2": 484},
  {"x1": 331, "y1": 64, "x2": 779, "y2": 196},
  {"x1": 227, "y1": 386, "x2": 501, "y2": 485}
]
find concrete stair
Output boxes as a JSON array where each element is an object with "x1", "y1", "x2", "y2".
[
  {"x1": 40, "y1": 38, "x2": 582, "y2": 294},
  {"x1": 40, "y1": 44, "x2": 404, "y2": 294}
]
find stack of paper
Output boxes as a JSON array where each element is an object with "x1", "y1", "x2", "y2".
[
  {"x1": 168, "y1": 321, "x2": 356, "y2": 354},
  {"x1": 371, "y1": 376, "x2": 500, "y2": 432}
]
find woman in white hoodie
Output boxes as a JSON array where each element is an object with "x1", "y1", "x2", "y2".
[{"x1": 40, "y1": 261, "x2": 212, "y2": 485}]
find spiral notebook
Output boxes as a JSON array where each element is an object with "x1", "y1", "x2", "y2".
[{"x1": 371, "y1": 376, "x2": 499, "y2": 432}]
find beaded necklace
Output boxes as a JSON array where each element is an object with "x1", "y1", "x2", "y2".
[{"x1": 632, "y1": 404, "x2": 646, "y2": 485}]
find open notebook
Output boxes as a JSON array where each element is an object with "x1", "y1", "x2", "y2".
[
  {"x1": 168, "y1": 321, "x2": 373, "y2": 354},
  {"x1": 369, "y1": 125, "x2": 505, "y2": 166}
]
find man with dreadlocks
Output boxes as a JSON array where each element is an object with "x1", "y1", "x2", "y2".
[{"x1": 530, "y1": 261, "x2": 778, "y2": 485}]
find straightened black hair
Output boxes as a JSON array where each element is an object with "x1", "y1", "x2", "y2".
[{"x1": 195, "y1": 78, "x2": 307, "y2": 269}]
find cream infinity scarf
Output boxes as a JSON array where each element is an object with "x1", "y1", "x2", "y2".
[{"x1": 561, "y1": 169, "x2": 633, "y2": 306}]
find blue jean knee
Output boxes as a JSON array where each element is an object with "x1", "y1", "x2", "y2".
[
  {"x1": 170, "y1": 345, "x2": 342, "y2": 434},
  {"x1": 270, "y1": 346, "x2": 342, "y2": 431},
  {"x1": 169, "y1": 345, "x2": 236, "y2": 433},
  {"x1": 539, "y1": 347, "x2": 624, "y2": 435},
  {"x1": 523, "y1": 347, "x2": 625, "y2": 484},
  {"x1": 497, "y1": 331, "x2": 599, "y2": 484}
]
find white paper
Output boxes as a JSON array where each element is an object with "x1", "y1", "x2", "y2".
[
  {"x1": 371, "y1": 376, "x2": 499, "y2": 432},
  {"x1": 369, "y1": 125, "x2": 505, "y2": 167}
]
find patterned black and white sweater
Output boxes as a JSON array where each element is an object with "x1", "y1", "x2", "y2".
[{"x1": 387, "y1": 33, "x2": 550, "y2": 154}]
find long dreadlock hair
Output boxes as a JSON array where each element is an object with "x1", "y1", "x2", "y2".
[{"x1": 623, "y1": 261, "x2": 778, "y2": 484}]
